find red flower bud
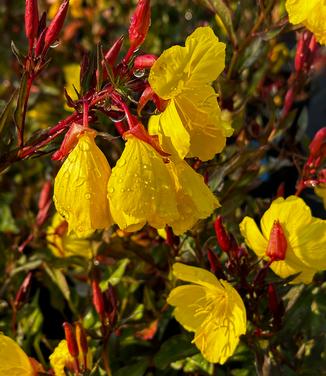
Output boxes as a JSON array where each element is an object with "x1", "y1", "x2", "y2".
[
  {"x1": 207, "y1": 248, "x2": 220, "y2": 274},
  {"x1": 214, "y1": 216, "x2": 231, "y2": 253},
  {"x1": 44, "y1": 0, "x2": 69, "y2": 52},
  {"x1": 309, "y1": 127, "x2": 326, "y2": 158},
  {"x1": 134, "y1": 54, "x2": 157, "y2": 70},
  {"x1": 128, "y1": 0, "x2": 151, "y2": 56},
  {"x1": 63, "y1": 322, "x2": 79, "y2": 358},
  {"x1": 104, "y1": 36, "x2": 124, "y2": 66},
  {"x1": 25, "y1": 0, "x2": 39, "y2": 50},
  {"x1": 38, "y1": 180, "x2": 51, "y2": 210},
  {"x1": 92, "y1": 280, "x2": 105, "y2": 318},
  {"x1": 52, "y1": 123, "x2": 84, "y2": 161},
  {"x1": 15, "y1": 272, "x2": 33, "y2": 308},
  {"x1": 266, "y1": 220, "x2": 287, "y2": 261},
  {"x1": 104, "y1": 284, "x2": 118, "y2": 326},
  {"x1": 283, "y1": 87, "x2": 294, "y2": 116}
]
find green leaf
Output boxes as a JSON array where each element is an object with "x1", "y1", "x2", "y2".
[
  {"x1": 210, "y1": 0, "x2": 237, "y2": 45},
  {"x1": 100, "y1": 258, "x2": 130, "y2": 289},
  {"x1": 0, "y1": 91, "x2": 17, "y2": 136},
  {"x1": 154, "y1": 334, "x2": 198, "y2": 369},
  {"x1": 44, "y1": 263, "x2": 71, "y2": 302},
  {"x1": 13, "y1": 72, "x2": 28, "y2": 130}
]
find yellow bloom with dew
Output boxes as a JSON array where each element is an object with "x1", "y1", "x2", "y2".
[
  {"x1": 54, "y1": 129, "x2": 113, "y2": 238},
  {"x1": 107, "y1": 135, "x2": 179, "y2": 232},
  {"x1": 240, "y1": 196, "x2": 326, "y2": 284},
  {"x1": 167, "y1": 263, "x2": 246, "y2": 364},
  {"x1": 49, "y1": 339, "x2": 92, "y2": 376},
  {"x1": 285, "y1": 0, "x2": 326, "y2": 45},
  {"x1": 46, "y1": 212, "x2": 93, "y2": 258},
  {"x1": 149, "y1": 26, "x2": 233, "y2": 161},
  {"x1": 0, "y1": 333, "x2": 34, "y2": 376}
]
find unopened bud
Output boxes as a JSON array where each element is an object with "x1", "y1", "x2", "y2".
[
  {"x1": 266, "y1": 220, "x2": 287, "y2": 261},
  {"x1": 309, "y1": 127, "x2": 326, "y2": 158},
  {"x1": 283, "y1": 87, "x2": 294, "y2": 116},
  {"x1": 134, "y1": 54, "x2": 157, "y2": 70},
  {"x1": 104, "y1": 36, "x2": 124, "y2": 66},
  {"x1": 75, "y1": 323, "x2": 88, "y2": 370},
  {"x1": 92, "y1": 280, "x2": 105, "y2": 318},
  {"x1": 15, "y1": 272, "x2": 33, "y2": 308},
  {"x1": 25, "y1": 0, "x2": 39, "y2": 50},
  {"x1": 128, "y1": 0, "x2": 151, "y2": 50},
  {"x1": 63, "y1": 322, "x2": 79, "y2": 358},
  {"x1": 214, "y1": 216, "x2": 231, "y2": 253},
  {"x1": 104, "y1": 284, "x2": 118, "y2": 326},
  {"x1": 44, "y1": 0, "x2": 69, "y2": 52},
  {"x1": 268, "y1": 283, "x2": 284, "y2": 328},
  {"x1": 207, "y1": 248, "x2": 219, "y2": 274}
]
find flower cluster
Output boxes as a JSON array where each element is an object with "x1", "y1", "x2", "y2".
[{"x1": 53, "y1": 27, "x2": 229, "y2": 237}]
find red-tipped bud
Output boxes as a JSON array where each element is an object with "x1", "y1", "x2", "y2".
[
  {"x1": 25, "y1": 0, "x2": 39, "y2": 50},
  {"x1": 36, "y1": 180, "x2": 52, "y2": 225},
  {"x1": 137, "y1": 85, "x2": 155, "y2": 114},
  {"x1": 15, "y1": 272, "x2": 33, "y2": 308},
  {"x1": 52, "y1": 123, "x2": 84, "y2": 161},
  {"x1": 266, "y1": 220, "x2": 287, "y2": 261},
  {"x1": 283, "y1": 87, "x2": 294, "y2": 116},
  {"x1": 104, "y1": 284, "x2": 118, "y2": 326},
  {"x1": 104, "y1": 36, "x2": 124, "y2": 67},
  {"x1": 92, "y1": 280, "x2": 105, "y2": 318},
  {"x1": 276, "y1": 182, "x2": 285, "y2": 198},
  {"x1": 44, "y1": 0, "x2": 69, "y2": 52},
  {"x1": 207, "y1": 248, "x2": 220, "y2": 274},
  {"x1": 128, "y1": 0, "x2": 151, "y2": 49},
  {"x1": 268, "y1": 283, "x2": 284, "y2": 328},
  {"x1": 309, "y1": 127, "x2": 326, "y2": 158},
  {"x1": 134, "y1": 54, "x2": 157, "y2": 70},
  {"x1": 75, "y1": 323, "x2": 88, "y2": 370},
  {"x1": 63, "y1": 322, "x2": 79, "y2": 358},
  {"x1": 214, "y1": 216, "x2": 231, "y2": 253}
]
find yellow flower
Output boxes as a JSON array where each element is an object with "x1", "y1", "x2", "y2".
[
  {"x1": 54, "y1": 129, "x2": 113, "y2": 237},
  {"x1": 148, "y1": 26, "x2": 233, "y2": 161},
  {"x1": 49, "y1": 340, "x2": 92, "y2": 376},
  {"x1": 107, "y1": 135, "x2": 179, "y2": 232},
  {"x1": 285, "y1": 0, "x2": 326, "y2": 45},
  {"x1": 240, "y1": 196, "x2": 326, "y2": 284},
  {"x1": 167, "y1": 263, "x2": 246, "y2": 364},
  {"x1": 0, "y1": 333, "x2": 34, "y2": 376},
  {"x1": 315, "y1": 184, "x2": 326, "y2": 209},
  {"x1": 46, "y1": 212, "x2": 93, "y2": 258}
]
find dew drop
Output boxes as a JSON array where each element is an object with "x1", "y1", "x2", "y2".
[
  {"x1": 143, "y1": 164, "x2": 148, "y2": 169},
  {"x1": 50, "y1": 40, "x2": 60, "y2": 48},
  {"x1": 85, "y1": 192, "x2": 91, "y2": 200},
  {"x1": 118, "y1": 178, "x2": 123, "y2": 183},
  {"x1": 109, "y1": 112, "x2": 126, "y2": 123},
  {"x1": 108, "y1": 187, "x2": 114, "y2": 193},
  {"x1": 117, "y1": 158, "x2": 126, "y2": 167},
  {"x1": 133, "y1": 69, "x2": 145, "y2": 78}
]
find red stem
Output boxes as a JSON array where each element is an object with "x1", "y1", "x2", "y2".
[{"x1": 19, "y1": 75, "x2": 34, "y2": 147}]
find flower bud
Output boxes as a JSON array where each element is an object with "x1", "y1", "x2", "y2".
[
  {"x1": 266, "y1": 220, "x2": 287, "y2": 261},
  {"x1": 309, "y1": 127, "x2": 326, "y2": 159},
  {"x1": 63, "y1": 322, "x2": 79, "y2": 358},
  {"x1": 44, "y1": 0, "x2": 69, "y2": 52},
  {"x1": 268, "y1": 283, "x2": 284, "y2": 328},
  {"x1": 75, "y1": 323, "x2": 88, "y2": 369},
  {"x1": 25, "y1": 0, "x2": 39, "y2": 50},
  {"x1": 128, "y1": 0, "x2": 151, "y2": 50},
  {"x1": 92, "y1": 280, "x2": 105, "y2": 318},
  {"x1": 104, "y1": 36, "x2": 124, "y2": 66},
  {"x1": 14, "y1": 272, "x2": 33, "y2": 309},
  {"x1": 104, "y1": 284, "x2": 118, "y2": 326},
  {"x1": 214, "y1": 216, "x2": 231, "y2": 253},
  {"x1": 283, "y1": 87, "x2": 294, "y2": 116},
  {"x1": 134, "y1": 54, "x2": 157, "y2": 70}
]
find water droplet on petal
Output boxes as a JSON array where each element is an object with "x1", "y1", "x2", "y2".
[
  {"x1": 85, "y1": 192, "x2": 91, "y2": 200},
  {"x1": 117, "y1": 158, "x2": 126, "y2": 167},
  {"x1": 133, "y1": 69, "x2": 145, "y2": 78},
  {"x1": 108, "y1": 187, "x2": 114, "y2": 193}
]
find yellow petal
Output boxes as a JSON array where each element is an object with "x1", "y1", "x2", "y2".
[
  {"x1": 167, "y1": 158, "x2": 220, "y2": 234},
  {"x1": 0, "y1": 333, "x2": 34, "y2": 376},
  {"x1": 107, "y1": 136, "x2": 179, "y2": 232},
  {"x1": 239, "y1": 216, "x2": 268, "y2": 257},
  {"x1": 285, "y1": 0, "x2": 320, "y2": 24},
  {"x1": 54, "y1": 130, "x2": 113, "y2": 237},
  {"x1": 285, "y1": 0, "x2": 326, "y2": 45},
  {"x1": 270, "y1": 258, "x2": 316, "y2": 284},
  {"x1": 157, "y1": 100, "x2": 190, "y2": 159},
  {"x1": 46, "y1": 212, "x2": 93, "y2": 259},
  {"x1": 167, "y1": 285, "x2": 208, "y2": 331},
  {"x1": 149, "y1": 26, "x2": 225, "y2": 99},
  {"x1": 172, "y1": 263, "x2": 220, "y2": 289},
  {"x1": 193, "y1": 280, "x2": 246, "y2": 364}
]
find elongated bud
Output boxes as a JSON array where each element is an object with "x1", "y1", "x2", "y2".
[
  {"x1": 104, "y1": 284, "x2": 118, "y2": 326},
  {"x1": 44, "y1": 0, "x2": 69, "y2": 52},
  {"x1": 268, "y1": 283, "x2": 284, "y2": 328},
  {"x1": 214, "y1": 216, "x2": 231, "y2": 253},
  {"x1": 25, "y1": 0, "x2": 39, "y2": 50},
  {"x1": 38, "y1": 180, "x2": 51, "y2": 209},
  {"x1": 283, "y1": 87, "x2": 294, "y2": 116},
  {"x1": 104, "y1": 36, "x2": 124, "y2": 66},
  {"x1": 63, "y1": 322, "x2": 79, "y2": 358},
  {"x1": 266, "y1": 220, "x2": 287, "y2": 261},
  {"x1": 75, "y1": 323, "x2": 88, "y2": 370},
  {"x1": 15, "y1": 272, "x2": 33, "y2": 308},
  {"x1": 34, "y1": 26, "x2": 47, "y2": 57},
  {"x1": 309, "y1": 127, "x2": 326, "y2": 158},
  {"x1": 129, "y1": 0, "x2": 151, "y2": 49},
  {"x1": 134, "y1": 54, "x2": 157, "y2": 70},
  {"x1": 207, "y1": 248, "x2": 219, "y2": 274},
  {"x1": 92, "y1": 280, "x2": 105, "y2": 318}
]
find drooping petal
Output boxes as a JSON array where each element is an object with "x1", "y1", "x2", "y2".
[
  {"x1": 0, "y1": 334, "x2": 34, "y2": 376},
  {"x1": 167, "y1": 157, "x2": 220, "y2": 234},
  {"x1": 285, "y1": 0, "x2": 320, "y2": 24},
  {"x1": 53, "y1": 130, "x2": 113, "y2": 237},
  {"x1": 167, "y1": 284, "x2": 209, "y2": 331},
  {"x1": 239, "y1": 216, "x2": 268, "y2": 257},
  {"x1": 107, "y1": 136, "x2": 179, "y2": 232},
  {"x1": 172, "y1": 263, "x2": 220, "y2": 289}
]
